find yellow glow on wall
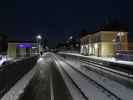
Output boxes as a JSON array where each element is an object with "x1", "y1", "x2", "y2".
[
  {"x1": 94, "y1": 44, "x2": 98, "y2": 49},
  {"x1": 117, "y1": 32, "x2": 125, "y2": 36},
  {"x1": 8, "y1": 43, "x2": 18, "y2": 58},
  {"x1": 101, "y1": 42, "x2": 114, "y2": 57},
  {"x1": 80, "y1": 31, "x2": 128, "y2": 57}
]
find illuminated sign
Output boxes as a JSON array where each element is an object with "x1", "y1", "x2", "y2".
[{"x1": 17, "y1": 43, "x2": 32, "y2": 48}]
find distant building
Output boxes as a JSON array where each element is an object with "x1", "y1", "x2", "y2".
[
  {"x1": 56, "y1": 39, "x2": 80, "y2": 52},
  {"x1": 8, "y1": 40, "x2": 38, "y2": 58},
  {"x1": 80, "y1": 21, "x2": 128, "y2": 57},
  {"x1": 0, "y1": 33, "x2": 8, "y2": 55}
]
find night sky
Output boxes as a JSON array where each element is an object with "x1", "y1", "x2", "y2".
[{"x1": 0, "y1": 0, "x2": 132, "y2": 47}]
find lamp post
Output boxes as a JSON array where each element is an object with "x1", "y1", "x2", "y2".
[{"x1": 36, "y1": 35, "x2": 42, "y2": 55}]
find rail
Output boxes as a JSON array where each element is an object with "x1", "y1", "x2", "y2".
[
  {"x1": 59, "y1": 53, "x2": 133, "y2": 78},
  {"x1": 55, "y1": 55, "x2": 122, "y2": 100}
]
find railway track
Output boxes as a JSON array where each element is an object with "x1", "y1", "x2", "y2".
[
  {"x1": 53, "y1": 55, "x2": 87, "y2": 100},
  {"x1": 59, "y1": 53, "x2": 133, "y2": 75},
  {"x1": 80, "y1": 58, "x2": 133, "y2": 79},
  {"x1": 53, "y1": 54, "x2": 123, "y2": 100}
]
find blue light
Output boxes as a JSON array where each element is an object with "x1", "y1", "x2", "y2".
[{"x1": 17, "y1": 43, "x2": 32, "y2": 48}]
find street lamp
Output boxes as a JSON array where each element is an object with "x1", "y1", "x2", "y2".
[
  {"x1": 36, "y1": 35, "x2": 42, "y2": 40},
  {"x1": 69, "y1": 36, "x2": 73, "y2": 40},
  {"x1": 36, "y1": 35, "x2": 42, "y2": 55}
]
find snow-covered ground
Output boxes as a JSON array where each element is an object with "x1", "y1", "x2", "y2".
[
  {"x1": 59, "y1": 52, "x2": 133, "y2": 66},
  {"x1": 59, "y1": 52, "x2": 133, "y2": 81},
  {"x1": 54, "y1": 52, "x2": 133, "y2": 100},
  {"x1": 1, "y1": 60, "x2": 38, "y2": 100},
  {"x1": 54, "y1": 55, "x2": 86, "y2": 100},
  {"x1": 0, "y1": 56, "x2": 14, "y2": 66},
  {"x1": 63, "y1": 57, "x2": 133, "y2": 100},
  {"x1": 53, "y1": 54, "x2": 117, "y2": 100}
]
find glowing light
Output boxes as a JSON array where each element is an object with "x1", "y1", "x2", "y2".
[
  {"x1": 32, "y1": 47, "x2": 37, "y2": 49},
  {"x1": 94, "y1": 44, "x2": 98, "y2": 49},
  {"x1": 117, "y1": 32, "x2": 125, "y2": 36},
  {"x1": 36, "y1": 35, "x2": 42, "y2": 40},
  {"x1": 37, "y1": 57, "x2": 44, "y2": 63},
  {"x1": 69, "y1": 36, "x2": 73, "y2": 40},
  {"x1": 112, "y1": 39, "x2": 115, "y2": 42},
  {"x1": 17, "y1": 43, "x2": 32, "y2": 48}
]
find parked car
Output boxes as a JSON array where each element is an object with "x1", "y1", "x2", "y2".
[{"x1": 0, "y1": 55, "x2": 13, "y2": 66}]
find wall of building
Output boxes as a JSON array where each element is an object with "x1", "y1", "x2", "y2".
[
  {"x1": 100, "y1": 31, "x2": 115, "y2": 57},
  {"x1": 18, "y1": 48, "x2": 27, "y2": 57},
  {"x1": 80, "y1": 31, "x2": 128, "y2": 57},
  {"x1": 101, "y1": 42, "x2": 114, "y2": 57},
  {"x1": 120, "y1": 32, "x2": 128, "y2": 51},
  {"x1": 100, "y1": 31, "x2": 128, "y2": 57},
  {"x1": 100, "y1": 31, "x2": 116, "y2": 42},
  {"x1": 8, "y1": 42, "x2": 38, "y2": 58},
  {"x1": 8, "y1": 43, "x2": 18, "y2": 58}
]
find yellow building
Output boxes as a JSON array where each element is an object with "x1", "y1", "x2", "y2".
[
  {"x1": 8, "y1": 41, "x2": 38, "y2": 58},
  {"x1": 80, "y1": 23, "x2": 128, "y2": 57}
]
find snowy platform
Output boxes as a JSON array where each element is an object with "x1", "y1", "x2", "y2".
[
  {"x1": 59, "y1": 52, "x2": 133, "y2": 66},
  {"x1": 55, "y1": 53, "x2": 133, "y2": 100}
]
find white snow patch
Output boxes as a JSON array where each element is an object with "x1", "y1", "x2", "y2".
[
  {"x1": 59, "y1": 52, "x2": 133, "y2": 66},
  {"x1": 55, "y1": 56, "x2": 118, "y2": 100},
  {"x1": 1, "y1": 65, "x2": 37, "y2": 100}
]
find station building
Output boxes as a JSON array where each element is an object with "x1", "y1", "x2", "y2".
[
  {"x1": 8, "y1": 40, "x2": 38, "y2": 58},
  {"x1": 80, "y1": 22, "x2": 128, "y2": 57},
  {"x1": 0, "y1": 33, "x2": 43, "y2": 58}
]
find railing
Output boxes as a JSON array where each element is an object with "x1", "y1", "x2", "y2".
[{"x1": 0, "y1": 56, "x2": 38, "y2": 98}]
